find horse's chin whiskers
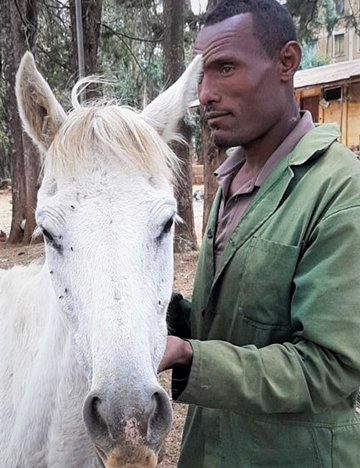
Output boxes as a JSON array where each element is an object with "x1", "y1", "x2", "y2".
[{"x1": 95, "y1": 446, "x2": 108, "y2": 467}]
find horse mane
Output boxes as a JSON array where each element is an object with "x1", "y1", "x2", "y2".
[{"x1": 46, "y1": 85, "x2": 179, "y2": 184}]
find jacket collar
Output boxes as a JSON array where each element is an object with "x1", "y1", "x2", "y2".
[
  {"x1": 288, "y1": 123, "x2": 340, "y2": 166},
  {"x1": 215, "y1": 110, "x2": 316, "y2": 190},
  {"x1": 210, "y1": 123, "x2": 340, "y2": 286}
]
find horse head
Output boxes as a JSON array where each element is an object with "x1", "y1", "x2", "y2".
[{"x1": 15, "y1": 52, "x2": 201, "y2": 467}]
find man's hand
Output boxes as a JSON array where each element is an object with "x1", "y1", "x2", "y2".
[{"x1": 159, "y1": 336, "x2": 193, "y2": 372}]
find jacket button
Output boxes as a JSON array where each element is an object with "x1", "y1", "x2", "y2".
[
  {"x1": 207, "y1": 229, "x2": 213, "y2": 239},
  {"x1": 201, "y1": 309, "x2": 206, "y2": 317}
]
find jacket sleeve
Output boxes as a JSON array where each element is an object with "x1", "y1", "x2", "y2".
[
  {"x1": 177, "y1": 207, "x2": 360, "y2": 413},
  {"x1": 166, "y1": 292, "x2": 192, "y2": 339}
]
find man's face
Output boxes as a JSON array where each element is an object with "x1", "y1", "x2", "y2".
[{"x1": 195, "y1": 14, "x2": 284, "y2": 148}]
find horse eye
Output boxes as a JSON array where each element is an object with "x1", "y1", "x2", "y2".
[
  {"x1": 42, "y1": 229, "x2": 54, "y2": 242},
  {"x1": 163, "y1": 218, "x2": 173, "y2": 234},
  {"x1": 156, "y1": 217, "x2": 174, "y2": 242}
]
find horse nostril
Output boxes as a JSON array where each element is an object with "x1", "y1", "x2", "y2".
[
  {"x1": 83, "y1": 387, "x2": 172, "y2": 455},
  {"x1": 147, "y1": 389, "x2": 172, "y2": 449},
  {"x1": 83, "y1": 393, "x2": 108, "y2": 439}
]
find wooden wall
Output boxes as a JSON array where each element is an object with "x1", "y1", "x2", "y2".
[{"x1": 295, "y1": 81, "x2": 360, "y2": 150}]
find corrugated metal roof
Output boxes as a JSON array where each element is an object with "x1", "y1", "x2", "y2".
[{"x1": 295, "y1": 59, "x2": 360, "y2": 90}]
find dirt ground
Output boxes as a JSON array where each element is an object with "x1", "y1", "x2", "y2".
[{"x1": 0, "y1": 186, "x2": 203, "y2": 467}]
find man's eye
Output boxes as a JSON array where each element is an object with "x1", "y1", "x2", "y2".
[
  {"x1": 220, "y1": 65, "x2": 233, "y2": 74},
  {"x1": 198, "y1": 72, "x2": 204, "y2": 84}
]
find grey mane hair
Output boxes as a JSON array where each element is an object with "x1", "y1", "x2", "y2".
[{"x1": 45, "y1": 78, "x2": 180, "y2": 185}]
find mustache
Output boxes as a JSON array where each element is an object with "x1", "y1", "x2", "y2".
[{"x1": 204, "y1": 109, "x2": 230, "y2": 120}]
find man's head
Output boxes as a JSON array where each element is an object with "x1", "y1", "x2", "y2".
[
  {"x1": 205, "y1": 0, "x2": 298, "y2": 60},
  {"x1": 195, "y1": 0, "x2": 301, "y2": 150}
]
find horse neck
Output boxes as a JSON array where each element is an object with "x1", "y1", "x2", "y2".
[
  {"x1": 1, "y1": 262, "x2": 90, "y2": 465},
  {"x1": 5, "y1": 261, "x2": 68, "y2": 365}
]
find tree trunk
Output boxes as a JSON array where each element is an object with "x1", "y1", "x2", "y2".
[
  {"x1": 163, "y1": 0, "x2": 197, "y2": 252},
  {"x1": 69, "y1": 0, "x2": 103, "y2": 99},
  {"x1": 6, "y1": 0, "x2": 40, "y2": 244},
  {"x1": 201, "y1": 0, "x2": 225, "y2": 235},
  {"x1": 6, "y1": 41, "x2": 26, "y2": 244},
  {"x1": 3, "y1": 0, "x2": 26, "y2": 243},
  {"x1": 172, "y1": 121, "x2": 198, "y2": 252},
  {"x1": 0, "y1": 0, "x2": 12, "y2": 180},
  {"x1": 201, "y1": 111, "x2": 226, "y2": 234}
]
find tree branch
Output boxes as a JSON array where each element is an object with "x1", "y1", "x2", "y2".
[
  {"x1": 102, "y1": 22, "x2": 162, "y2": 44},
  {"x1": 35, "y1": 43, "x2": 72, "y2": 73}
]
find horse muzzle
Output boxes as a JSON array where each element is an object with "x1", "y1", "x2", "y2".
[{"x1": 83, "y1": 385, "x2": 172, "y2": 467}]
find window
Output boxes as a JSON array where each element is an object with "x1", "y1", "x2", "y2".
[
  {"x1": 323, "y1": 87, "x2": 342, "y2": 101},
  {"x1": 334, "y1": 33, "x2": 345, "y2": 56},
  {"x1": 335, "y1": 0, "x2": 344, "y2": 15}
]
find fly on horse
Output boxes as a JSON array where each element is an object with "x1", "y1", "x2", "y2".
[{"x1": 0, "y1": 52, "x2": 201, "y2": 468}]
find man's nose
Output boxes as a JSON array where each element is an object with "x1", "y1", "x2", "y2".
[{"x1": 198, "y1": 75, "x2": 220, "y2": 106}]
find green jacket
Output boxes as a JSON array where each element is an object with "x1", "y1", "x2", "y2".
[{"x1": 173, "y1": 125, "x2": 360, "y2": 467}]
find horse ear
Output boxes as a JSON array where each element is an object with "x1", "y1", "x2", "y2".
[
  {"x1": 140, "y1": 55, "x2": 202, "y2": 143},
  {"x1": 15, "y1": 51, "x2": 66, "y2": 153}
]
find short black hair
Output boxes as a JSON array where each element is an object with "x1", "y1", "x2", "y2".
[{"x1": 204, "y1": 0, "x2": 297, "y2": 59}]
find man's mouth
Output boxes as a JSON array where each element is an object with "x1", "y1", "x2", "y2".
[{"x1": 205, "y1": 111, "x2": 230, "y2": 124}]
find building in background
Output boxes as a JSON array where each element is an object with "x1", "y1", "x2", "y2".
[
  {"x1": 295, "y1": 1, "x2": 360, "y2": 151},
  {"x1": 316, "y1": 0, "x2": 360, "y2": 62},
  {"x1": 295, "y1": 60, "x2": 360, "y2": 151}
]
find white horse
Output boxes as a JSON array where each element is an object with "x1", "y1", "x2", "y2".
[{"x1": 0, "y1": 52, "x2": 201, "y2": 468}]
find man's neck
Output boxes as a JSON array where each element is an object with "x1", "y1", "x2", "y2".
[{"x1": 242, "y1": 107, "x2": 301, "y2": 171}]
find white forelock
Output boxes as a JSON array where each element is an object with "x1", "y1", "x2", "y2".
[{"x1": 46, "y1": 103, "x2": 179, "y2": 184}]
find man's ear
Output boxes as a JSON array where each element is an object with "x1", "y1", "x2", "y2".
[{"x1": 279, "y1": 41, "x2": 302, "y2": 83}]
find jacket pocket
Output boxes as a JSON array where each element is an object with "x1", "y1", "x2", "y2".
[
  {"x1": 332, "y1": 421, "x2": 360, "y2": 468},
  {"x1": 240, "y1": 236, "x2": 301, "y2": 327},
  {"x1": 251, "y1": 419, "x2": 332, "y2": 468}
]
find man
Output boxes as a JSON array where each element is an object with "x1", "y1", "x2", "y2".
[{"x1": 160, "y1": 0, "x2": 360, "y2": 466}]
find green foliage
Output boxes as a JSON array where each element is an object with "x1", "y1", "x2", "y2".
[
  {"x1": 286, "y1": 0, "x2": 323, "y2": 43},
  {"x1": 301, "y1": 45, "x2": 331, "y2": 69},
  {"x1": 99, "y1": 0, "x2": 202, "y2": 108},
  {"x1": 99, "y1": 0, "x2": 164, "y2": 107},
  {"x1": 34, "y1": 1, "x2": 74, "y2": 110},
  {"x1": 322, "y1": 0, "x2": 338, "y2": 35}
]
